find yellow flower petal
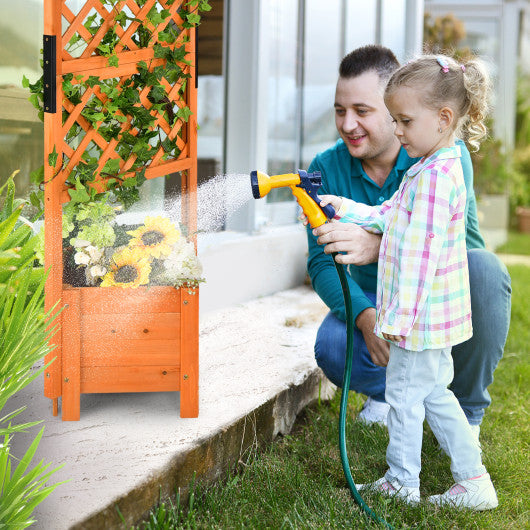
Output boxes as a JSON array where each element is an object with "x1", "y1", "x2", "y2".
[
  {"x1": 127, "y1": 216, "x2": 180, "y2": 259},
  {"x1": 100, "y1": 247, "x2": 151, "y2": 288}
]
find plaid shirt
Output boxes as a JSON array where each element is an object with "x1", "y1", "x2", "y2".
[{"x1": 335, "y1": 145, "x2": 472, "y2": 351}]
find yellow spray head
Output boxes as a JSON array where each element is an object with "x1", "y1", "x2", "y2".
[
  {"x1": 250, "y1": 171, "x2": 300, "y2": 199},
  {"x1": 250, "y1": 170, "x2": 335, "y2": 228}
]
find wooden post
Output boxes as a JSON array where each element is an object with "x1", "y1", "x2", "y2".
[
  {"x1": 179, "y1": 288, "x2": 199, "y2": 417},
  {"x1": 61, "y1": 289, "x2": 81, "y2": 421}
]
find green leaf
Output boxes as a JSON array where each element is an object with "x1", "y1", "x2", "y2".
[
  {"x1": 101, "y1": 158, "x2": 121, "y2": 175},
  {"x1": 186, "y1": 12, "x2": 201, "y2": 25},
  {"x1": 67, "y1": 180, "x2": 91, "y2": 204},
  {"x1": 47, "y1": 146, "x2": 58, "y2": 167},
  {"x1": 176, "y1": 106, "x2": 193, "y2": 122},
  {"x1": 107, "y1": 54, "x2": 119, "y2": 68},
  {"x1": 29, "y1": 166, "x2": 44, "y2": 186}
]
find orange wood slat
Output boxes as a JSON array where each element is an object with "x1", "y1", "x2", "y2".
[
  {"x1": 73, "y1": 286, "x2": 182, "y2": 314},
  {"x1": 81, "y1": 339, "x2": 180, "y2": 367},
  {"x1": 81, "y1": 365, "x2": 180, "y2": 393},
  {"x1": 81, "y1": 312, "x2": 181, "y2": 341},
  {"x1": 43, "y1": 0, "x2": 64, "y2": 402},
  {"x1": 61, "y1": 289, "x2": 81, "y2": 421},
  {"x1": 179, "y1": 288, "x2": 199, "y2": 417},
  {"x1": 62, "y1": 53, "x2": 167, "y2": 77}
]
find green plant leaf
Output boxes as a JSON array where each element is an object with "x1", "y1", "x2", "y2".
[{"x1": 47, "y1": 146, "x2": 58, "y2": 168}]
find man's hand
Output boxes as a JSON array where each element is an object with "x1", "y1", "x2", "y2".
[
  {"x1": 355, "y1": 308, "x2": 389, "y2": 367},
  {"x1": 312, "y1": 222, "x2": 381, "y2": 265}
]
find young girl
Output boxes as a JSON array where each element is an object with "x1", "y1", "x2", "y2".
[{"x1": 319, "y1": 55, "x2": 498, "y2": 509}]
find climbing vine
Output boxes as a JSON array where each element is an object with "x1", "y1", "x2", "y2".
[{"x1": 24, "y1": 0, "x2": 210, "y2": 211}]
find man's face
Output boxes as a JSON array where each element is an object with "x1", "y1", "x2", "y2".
[{"x1": 334, "y1": 71, "x2": 398, "y2": 162}]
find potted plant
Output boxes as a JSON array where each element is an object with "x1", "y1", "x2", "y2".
[{"x1": 27, "y1": 0, "x2": 211, "y2": 420}]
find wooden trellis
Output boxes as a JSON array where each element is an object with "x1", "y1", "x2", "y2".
[{"x1": 43, "y1": 0, "x2": 199, "y2": 420}]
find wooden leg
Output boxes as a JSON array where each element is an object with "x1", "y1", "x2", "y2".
[
  {"x1": 62, "y1": 290, "x2": 81, "y2": 421},
  {"x1": 179, "y1": 288, "x2": 199, "y2": 417},
  {"x1": 52, "y1": 397, "x2": 58, "y2": 416}
]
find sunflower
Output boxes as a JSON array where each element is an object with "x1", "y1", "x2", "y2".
[
  {"x1": 127, "y1": 216, "x2": 180, "y2": 259},
  {"x1": 100, "y1": 247, "x2": 151, "y2": 288}
]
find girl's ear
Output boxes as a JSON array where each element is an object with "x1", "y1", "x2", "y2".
[{"x1": 438, "y1": 106, "x2": 454, "y2": 131}]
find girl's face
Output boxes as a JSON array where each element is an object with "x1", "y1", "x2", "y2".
[{"x1": 385, "y1": 85, "x2": 452, "y2": 159}]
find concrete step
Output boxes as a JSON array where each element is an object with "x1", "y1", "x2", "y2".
[{"x1": 10, "y1": 286, "x2": 334, "y2": 529}]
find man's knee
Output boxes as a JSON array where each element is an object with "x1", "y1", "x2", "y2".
[{"x1": 467, "y1": 248, "x2": 512, "y2": 295}]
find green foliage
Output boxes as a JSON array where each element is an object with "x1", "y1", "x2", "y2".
[
  {"x1": 25, "y1": 0, "x2": 211, "y2": 212},
  {"x1": 515, "y1": 74, "x2": 530, "y2": 148},
  {"x1": 63, "y1": 197, "x2": 118, "y2": 248},
  {"x1": 511, "y1": 146, "x2": 530, "y2": 209},
  {"x1": 470, "y1": 131, "x2": 512, "y2": 196},
  {"x1": 0, "y1": 172, "x2": 44, "y2": 295},
  {"x1": 0, "y1": 176, "x2": 63, "y2": 528},
  {"x1": 423, "y1": 12, "x2": 472, "y2": 61}
]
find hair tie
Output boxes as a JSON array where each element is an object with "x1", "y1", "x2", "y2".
[{"x1": 436, "y1": 56, "x2": 450, "y2": 73}]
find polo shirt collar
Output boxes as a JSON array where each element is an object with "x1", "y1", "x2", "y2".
[
  {"x1": 349, "y1": 146, "x2": 416, "y2": 179},
  {"x1": 406, "y1": 145, "x2": 462, "y2": 178}
]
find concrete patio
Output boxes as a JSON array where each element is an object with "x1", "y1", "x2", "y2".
[{"x1": 9, "y1": 285, "x2": 334, "y2": 530}]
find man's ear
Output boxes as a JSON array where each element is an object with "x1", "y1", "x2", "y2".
[{"x1": 439, "y1": 106, "x2": 454, "y2": 131}]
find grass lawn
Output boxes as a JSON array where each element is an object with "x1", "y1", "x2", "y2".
[
  {"x1": 496, "y1": 231, "x2": 530, "y2": 255},
  {"x1": 136, "y1": 264, "x2": 529, "y2": 529}
]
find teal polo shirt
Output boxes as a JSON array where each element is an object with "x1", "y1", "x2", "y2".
[{"x1": 306, "y1": 138, "x2": 485, "y2": 323}]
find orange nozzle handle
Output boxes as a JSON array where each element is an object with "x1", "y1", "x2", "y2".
[{"x1": 291, "y1": 186, "x2": 328, "y2": 228}]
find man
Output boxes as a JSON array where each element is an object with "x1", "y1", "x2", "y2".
[{"x1": 306, "y1": 45, "x2": 511, "y2": 435}]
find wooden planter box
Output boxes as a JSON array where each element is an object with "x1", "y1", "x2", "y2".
[
  {"x1": 43, "y1": 0, "x2": 200, "y2": 420},
  {"x1": 59, "y1": 285, "x2": 198, "y2": 421}
]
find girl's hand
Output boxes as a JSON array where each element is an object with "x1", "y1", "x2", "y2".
[
  {"x1": 383, "y1": 332, "x2": 405, "y2": 343},
  {"x1": 318, "y1": 194, "x2": 343, "y2": 212},
  {"x1": 298, "y1": 194, "x2": 343, "y2": 226}
]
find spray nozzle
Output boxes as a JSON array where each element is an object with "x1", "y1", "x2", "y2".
[{"x1": 250, "y1": 170, "x2": 335, "y2": 228}]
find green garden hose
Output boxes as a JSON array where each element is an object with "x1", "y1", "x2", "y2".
[{"x1": 332, "y1": 252, "x2": 394, "y2": 529}]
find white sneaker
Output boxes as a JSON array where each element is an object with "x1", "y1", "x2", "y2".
[
  {"x1": 357, "y1": 397, "x2": 390, "y2": 426},
  {"x1": 356, "y1": 477, "x2": 420, "y2": 504},
  {"x1": 428, "y1": 473, "x2": 498, "y2": 511}
]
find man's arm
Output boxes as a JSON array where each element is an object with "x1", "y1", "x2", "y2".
[
  {"x1": 312, "y1": 222, "x2": 382, "y2": 265},
  {"x1": 306, "y1": 157, "x2": 390, "y2": 366}
]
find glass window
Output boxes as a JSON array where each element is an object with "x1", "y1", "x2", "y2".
[
  {"x1": 196, "y1": 0, "x2": 224, "y2": 190},
  {"x1": 0, "y1": 0, "x2": 43, "y2": 193},
  {"x1": 381, "y1": 0, "x2": 406, "y2": 60},
  {"x1": 267, "y1": 0, "x2": 300, "y2": 184},
  {"x1": 345, "y1": 0, "x2": 377, "y2": 53},
  {"x1": 301, "y1": 0, "x2": 342, "y2": 169}
]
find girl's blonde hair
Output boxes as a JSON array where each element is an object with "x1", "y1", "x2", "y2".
[{"x1": 384, "y1": 54, "x2": 492, "y2": 151}]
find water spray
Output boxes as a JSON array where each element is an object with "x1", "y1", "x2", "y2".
[{"x1": 250, "y1": 169, "x2": 393, "y2": 529}]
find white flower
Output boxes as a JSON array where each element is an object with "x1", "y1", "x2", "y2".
[
  {"x1": 86, "y1": 245, "x2": 104, "y2": 262},
  {"x1": 89, "y1": 264, "x2": 107, "y2": 278},
  {"x1": 163, "y1": 240, "x2": 204, "y2": 282},
  {"x1": 74, "y1": 251, "x2": 90, "y2": 265},
  {"x1": 73, "y1": 238, "x2": 91, "y2": 248}
]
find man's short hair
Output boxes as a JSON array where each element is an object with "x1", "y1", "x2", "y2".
[{"x1": 339, "y1": 45, "x2": 400, "y2": 83}]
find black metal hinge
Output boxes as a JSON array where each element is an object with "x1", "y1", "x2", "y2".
[{"x1": 43, "y1": 35, "x2": 56, "y2": 114}]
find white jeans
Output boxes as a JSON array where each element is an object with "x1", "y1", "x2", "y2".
[{"x1": 384, "y1": 344, "x2": 486, "y2": 488}]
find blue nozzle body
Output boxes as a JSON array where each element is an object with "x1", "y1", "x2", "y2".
[{"x1": 296, "y1": 170, "x2": 335, "y2": 220}]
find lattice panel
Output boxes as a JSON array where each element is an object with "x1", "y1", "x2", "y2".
[
  {"x1": 52, "y1": 0, "x2": 195, "y2": 197},
  {"x1": 62, "y1": 0, "x2": 187, "y2": 60}
]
